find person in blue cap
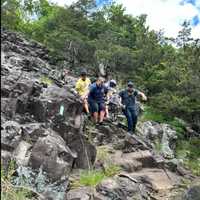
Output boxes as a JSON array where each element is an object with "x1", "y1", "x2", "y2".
[{"x1": 119, "y1": 81, "x2": 147, "y2": 134}]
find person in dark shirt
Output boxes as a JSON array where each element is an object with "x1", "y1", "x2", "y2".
[
  {"x1": 88, "y1": 77, "x2": 108, "y2": 125},
  {"x1": 119, "y1": 81, "x2": 147, "y2": 134}
]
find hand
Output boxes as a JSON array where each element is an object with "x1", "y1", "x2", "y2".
[
  {"x1": 121, "y1": 104, "x2": 126, "y2": 109},
  {"x1": 142, "y1": 95, "x2": 147, "y2": 101},
  {"x1": 139, "y1": 92, "x2": 147, "y2": 101},
  {"x1": 80, "y1": 96, "x2": 85, "y2": 101}
]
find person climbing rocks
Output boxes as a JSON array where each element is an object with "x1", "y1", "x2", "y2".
[
  {"x1": 61, "y1": 69, "x2": 69, "y2": 83},
  {"x1": 119, "y1": 81, "x2": 147, "y2": 134},
  {"x1": 75, "y1": 69, "x2": 91, "y2": 115},
  {"x1": 104, "y1": 79, "x2": 117, "y2": 119},
  {"x1": 88, "y1": 77, "x2": 108, "y2": 125}
]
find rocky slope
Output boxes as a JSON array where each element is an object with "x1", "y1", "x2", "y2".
[{"x1": 1, "y1": 29, "x2": 199, "y2": 200}]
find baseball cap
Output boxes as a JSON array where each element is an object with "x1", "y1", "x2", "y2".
[
  {"x1": 80, "y1": 69, "x2": 87, "y2": 76},
  {"x1": 127, "y1": 81, "x2": 134, "y2": 87}
]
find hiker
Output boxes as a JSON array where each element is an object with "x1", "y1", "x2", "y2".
[
  {"x1": 119, "y1": 81, "x2": 147, "y2": 134},
  {"x1": 75, "y1": 69, "x2": 91, "y2": 115},
  {"x1": 104, "y1": 80, "x2": 117, "y2": 119},
  {"x1": 88, "y1": 77, "x2": 108, "y2": 125},
  {"x1": 61, "y1": 69, "x2": 69, "y2": 83}
]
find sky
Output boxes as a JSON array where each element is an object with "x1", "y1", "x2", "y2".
[{"x1": 49, "y1": 0, "x2": 200, "y2": 39}]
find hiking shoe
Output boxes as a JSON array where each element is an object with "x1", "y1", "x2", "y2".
[
  {"x1": 127, "y1": 132, "x2": 133, "y2": 136},
  {"x1": 96, "y1": 121, "x2": 104, "y2": 127}
]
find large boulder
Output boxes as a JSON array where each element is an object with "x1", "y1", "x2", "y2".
[
  {"x1": 137, "y1": 121, "x2": 177, "y2": 159},
  {"x1": 28, "y1": 85, "x2": 82, "y2": 123},
  {"x1": 67, "y1": 132, "x2": 97, "y2": 169},
  {"x1": 29, "y1": 130, "x2": 77, "y2": 181}
]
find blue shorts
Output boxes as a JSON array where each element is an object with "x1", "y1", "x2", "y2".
[{"x1": 88, "y1": 100, "x2": 105, "y2": 113}]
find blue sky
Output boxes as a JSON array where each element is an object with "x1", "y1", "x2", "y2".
[{"x1": 50, "y1": 0, "x2": 200, "y2": 39}]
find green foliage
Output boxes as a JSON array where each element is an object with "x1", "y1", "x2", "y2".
[
  {"x1": 176, "y1": 138, "x2": 200, "y2": 176},
  {"x1": 79, "y1": 170, "x2": 105, "y2": 187},
  {"x1": 71, "y1": 164, "x2": 121, "y2": 189},
  {"x1": 141, "y1": 105, "x2": 167, "y2": 123}
]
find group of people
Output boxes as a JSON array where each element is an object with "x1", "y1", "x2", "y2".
[{"x1": 75, "y1": 69, "x2": 147, "y2": 134}]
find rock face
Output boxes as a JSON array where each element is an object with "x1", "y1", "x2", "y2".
[{"x1": 1, "y1": 29, "x2": 96, "y2": 199}]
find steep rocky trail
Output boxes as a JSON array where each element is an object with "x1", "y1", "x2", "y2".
[{"x1": 1, "y1": 29, "x2": 199, "y2": 200}]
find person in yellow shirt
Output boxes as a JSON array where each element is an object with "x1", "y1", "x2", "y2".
[{"x1": 75, "y1": 69, "x2": 91, "y2": 115}]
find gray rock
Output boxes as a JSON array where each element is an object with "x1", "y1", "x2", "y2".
[
  {"x1": 1, "y1": 121, "x2": 22, "y2": 151},
  {"x1": 1, "y1": 150, "x2": 13, "y2": 169},
  {"x1": 67, "y1": 133, "x2": 97, "y2": 169},
  {"x1": 137, "y1": 121, "x2": 177, "y2": 159},
  {"x1": 183, "y1": 185, "x2": 200, "y2": 200},
  {"x1": 29, "y1": 131, "x2": 77, "y2": 181},
  {"x1": 13, "y1": 140, "x2": 32, "y2": 166},
  {"x1": 96, "y1": 176, "x2": 148, "y2": 200},
  {"x1": 65, "y1": 187, "x2": 91, "y2": 200},
  {"x1": 28, "y1": 85, "x2": 82, "y2": 122}
]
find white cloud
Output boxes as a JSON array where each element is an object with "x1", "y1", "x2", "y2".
[
  {"x1": 50, "y1": 0, "x2": 200, "y2": 39},
  {"x1": 192, "y1": 24, "x2": 200, "y2": 38},
  {"x1": 49, "y1": 0, "x2": 76, "y2": 6},
  {"x1": 116, "y1": 0, "x2": 200, "y2": 38}
]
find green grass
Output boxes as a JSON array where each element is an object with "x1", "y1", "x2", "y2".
[
  {"x1": 79, "y1": 170, "x2": 105, "y2": 187},
  {"x1": 71, "y1": 146, "x2": 121, "y2": 189},
  {"x1": 176, "y1": 138, "x2": 200, "y2": 176}
]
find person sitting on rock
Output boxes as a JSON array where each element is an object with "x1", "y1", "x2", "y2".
[
  {"x1": 119, "y1": 81, "x2": 147, "y2": 134},
  {"x1": 75, "y1": 69, "x2": 91, "y2": 115},
  {"x1": 88, "y1": 77, "x2": 108, "y2": 125},
  {"x1": 104, "y1": 79, "x2": 117, "y2": 119}
]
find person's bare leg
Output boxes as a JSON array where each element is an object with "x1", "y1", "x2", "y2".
[
  {"x1": 83, "y1": 99, "x2": 89, "y2": 114},
  {"x1": 93, "y1": 112, "x2": 98, "y2": 123},
  {"x1": 105, "y1": 105, "x2": 109, "y2": 119},
  {"x1": 99, "y1": 111, "x2": 105, "y2": 123}
]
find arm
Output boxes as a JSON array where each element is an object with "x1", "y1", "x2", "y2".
[
  {"x1": 84, "y1": 79, "x2": 91, "y2": 98},
  {"x1": 119, "y1": 91, "x2": 125, "y2": 108},
  {"x1": 75, "y1": 79, "x2": 81, "y2": 93},
  {"x1": 137, "y1": 91, "x2": 147, "y2": 101}
]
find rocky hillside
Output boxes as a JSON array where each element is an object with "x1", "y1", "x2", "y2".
[{"x1": 1, "y1": 29, "x2": 200, "y2": 200}]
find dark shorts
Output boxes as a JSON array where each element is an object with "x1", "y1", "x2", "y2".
[{"x1": 88, "y1": 100, "x2": 105, "y2": 113}]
